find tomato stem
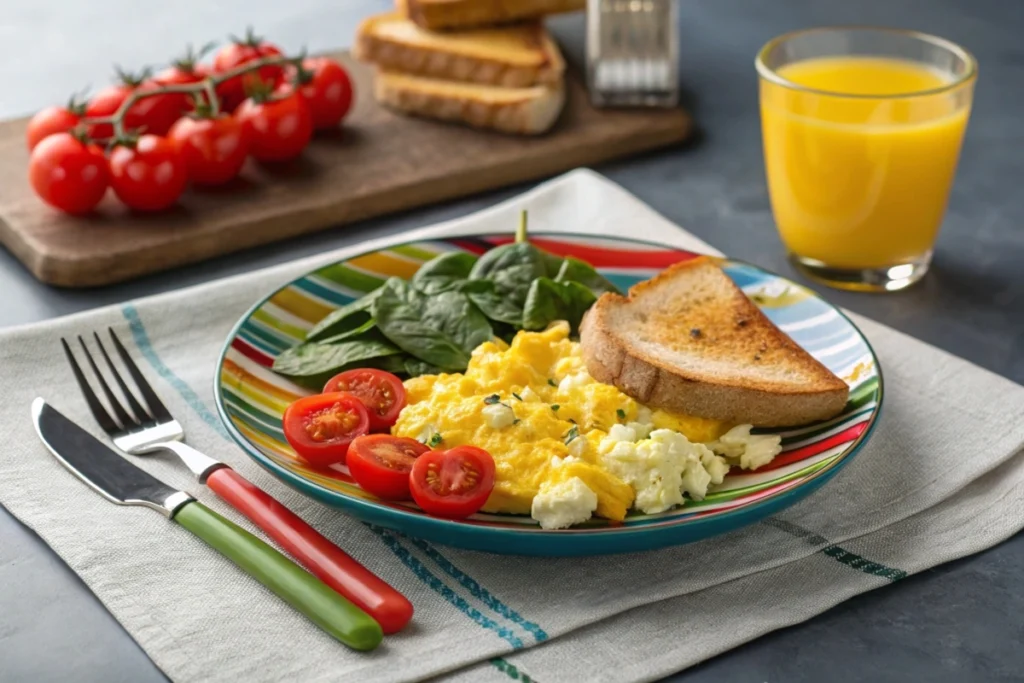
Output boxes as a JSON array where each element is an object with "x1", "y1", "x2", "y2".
[
  {"x1": 170, "y1": 41, "x2": 217, "y2": 72},
  {"x1": 114, "y1": 65, "x2": 152, "y2": 88},
  {"x1": 67, "y1": 87, "x2": 90, "y2": 116},
  {"x1": 208, "y1": 54, "x2": 298, "y2": 87},
  {"x1": 202, "y1": 79, "x2": 221, "y2": 117},
  {"x1": 230, "y1": 26, "x2": 266, "y2": 48},
  {"x1": 289, "y1": 47, "x2": 315, "y2": 85},
  {"x1": 80, "y1": 53, "x2": 300, "y2": 137}
]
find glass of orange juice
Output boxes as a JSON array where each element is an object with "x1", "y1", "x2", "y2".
[{"x1": 757, "y1": 28, "x2": 977, "y2": 291}]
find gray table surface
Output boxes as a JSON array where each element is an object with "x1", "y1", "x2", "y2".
[{"x1": 2, "y1": 1, "x2": 1023, "y2": 681}]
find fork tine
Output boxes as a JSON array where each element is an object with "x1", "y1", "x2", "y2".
[
  {"x1": 108, "y1": 328, "x2": 174, "y2": 422},
  {"x1": 61, "y1": 337, "x2": 121, "y2": 435},
  {"x1": 78, "y1": 335, "x2": 139, "y2": 428},
  {"x1": 93, "y1": 332, "x2": 152, "y2": 424}
]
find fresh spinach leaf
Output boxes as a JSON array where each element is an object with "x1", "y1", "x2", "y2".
[
  {"x1": 280, "y1": 212, "x2": 611, "y2": 385},
  {"x1": 522, "y1": 278, "x2": 598, "y2": 333},
  {"x1": 373, "y1": 278, "x2": 492, "y2": 371},
  {"x1": 305, "y1": 291, "x2": 380, "y2": 342},
  {"x1": 539, "y1": 249, "x2": 564, "y2": 278},
  {"x1": 411, "y1": 252, "x2": 478, "y2": 294},
  {"x1": 403, "y1": 357, "x2": 445, "y2": 377},
  {"x1": 272, "y1": 330, "x2": 403, "y2": 388},
  {"x1": 422, "y1": 288, "x2": 493, "y2": 354},
  {"x1": 370, "y1": 354, "x2": 413, "y2": 376},
  {"x1": 469, "y1": 242, "x2": 550, "y2": 286},
  {"x1": 555, "y1": 257, "x2": 622, "y2": 296},
  {"x1": 315, "y1": 318, "x2": 378, "y2": 345},
  {"x1": 463, "y1": 281, "x2": 523, "y2": 327},
  {"x1": 467, "y1": 243, "x2": 552, "y2": 325},
  {"x1": 490, "y1": 320, "x2": 518, "y2": 344},
  {"x1": 456, "y1": 279, "x2": 496, "y2": 295}
]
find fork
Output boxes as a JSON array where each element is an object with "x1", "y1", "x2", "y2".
[
  {"x1": 61, "y1": 329, "x2": 413, "y2": 635},
  {"x1": 585, "y1": 0, "x2": 680, "y2": 108}
]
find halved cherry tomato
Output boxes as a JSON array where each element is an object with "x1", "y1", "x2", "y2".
[
  {"x1": 213, "y1": 30, "x2": 284, "y2": 112},
  {"x1": 323, "y1": 369, "x2": 406, "y2": 432},
  {"x1": 168, "y1": 114, "x2": 249, "y2": 186},
  {"x1": 409, "y1": 446, "x2": 496, "y2": 519},
  {"x1": 347, "y1": 435, "x2": 428, "y2": 500},
  {"x1": 282, "y1": 392, "x2": 370, "y2": 467}
]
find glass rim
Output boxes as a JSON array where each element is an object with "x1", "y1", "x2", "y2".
[{"x1": 755, "y1": 26, "x2": 978, "y2": 99}]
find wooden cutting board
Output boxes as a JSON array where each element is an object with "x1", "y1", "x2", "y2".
[{"x1": 0, "y1": 52, "x2": 692, "y2": 288}]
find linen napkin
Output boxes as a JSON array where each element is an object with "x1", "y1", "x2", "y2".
[{"x1": 0, "y1": 169, "x2": 1022, "y2": 683}]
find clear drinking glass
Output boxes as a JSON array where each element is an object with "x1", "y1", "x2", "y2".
[{"x1": 756, "y1": 28, "x2": 977, "y2": 292}]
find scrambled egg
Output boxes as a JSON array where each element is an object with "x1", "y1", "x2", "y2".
[{"x1": 393, "y1": 323, "x2": 780, "y2": 529}]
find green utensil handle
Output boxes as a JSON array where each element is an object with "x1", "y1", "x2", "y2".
[{"x1": 174, "y1": 501, "x2": 383, "y2": 651}]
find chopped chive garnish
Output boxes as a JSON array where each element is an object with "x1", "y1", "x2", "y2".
[
  {"x1": 547, "y1": 378, "x2": 557, "y2": 387},
  {"x1": 483, "y1": 394, "x2": 501, "y2": 405},
  {"x1": 568, "y1": 418, "x2": 577, "y2": 424},
  {"x1": 564, "y1": 424, "x2": 580, "y2": 445},
  {"x1": 616, "y1": 408, "x2": 627, "y2": 421},
  {"x1": 551, "y1": 404, "x2": 560, "y2": 412},
  {"x1": 512, "y1": 392, "x2": 523, "y2": 402},
  {"x1": 513, "y1": 418, "x2": 521, "y2": 425},
  {"x1": 428, "y1": 433, "x2": 443, "y2": 447}
]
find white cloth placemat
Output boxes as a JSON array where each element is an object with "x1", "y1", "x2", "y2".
[{"x1": 1, "y1": 169, "x2": 1022, "y2": 683}]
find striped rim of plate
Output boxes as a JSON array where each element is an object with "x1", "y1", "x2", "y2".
[{"x1": 215, "y1": 233, "x2": 882, "y2": 534}]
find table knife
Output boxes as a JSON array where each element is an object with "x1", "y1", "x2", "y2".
[{"x1": 31, "y1": 397, "x2": 383, "y2": 651}]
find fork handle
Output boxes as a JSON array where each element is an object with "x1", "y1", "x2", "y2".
[{"x1": 205, "y1": 467, "x2": 413, "y2": 634}]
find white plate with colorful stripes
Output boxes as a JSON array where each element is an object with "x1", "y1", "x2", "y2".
[{"x1": 214, "y1": 234, "x2": 882, "y2": 555}]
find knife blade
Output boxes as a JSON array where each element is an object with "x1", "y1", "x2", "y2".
[
  {"x1": 32, "y1": 397, "x2": 194, "y2": 515},
  {"x1": 31, "y1": 398, "x2": 383, "y2": 651}
]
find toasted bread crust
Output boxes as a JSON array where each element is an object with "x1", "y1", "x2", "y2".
[
  {"x1": 373, "y1": 70, "x2": 565, "y2": 135},
  {"x1": 580, "y1": 257, "x2": 850, "y2": 427},
  {"x1": 355, "y1": 14, "x2": 564, "y2": 87},
  {"x1": 405, "y1": 0, "x2": 586, "y2": 30}
]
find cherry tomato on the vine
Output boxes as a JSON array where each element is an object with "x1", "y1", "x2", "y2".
[
  {"x1": 235, "y1": 84, "x2": 312, "y2": 162},
  {"x1": 155, "y1": 44, "x2": 215, "y2": 117},
  {"x1": 213, "y1": 29, "x2": 284, "y2": 112},
  {"x1": 28, "y1": 133, "x2": 109, "y2": 215},
  {"x1": 290, "y1": 57, "x2": 354, "y2": 131},
  {"x1": 108, "y1": 135, "x2": 188, "y2": 212},
  {"x1": 86, "y1": 69, "x2": 184, "y2": 139},
  {"x1": 85, "y1": 84, "x2": 131, "y2": 140},
  {"x1": 26, "y1": 96, "x2": 87, "y2": 151},
  {"x1": 168, "y1": 114, "x2": 249, "y2": 186}
]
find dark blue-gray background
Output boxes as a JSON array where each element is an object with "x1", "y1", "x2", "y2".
[{"x1": 1, "y1": 1, "x2": 1022, "y2": 680}]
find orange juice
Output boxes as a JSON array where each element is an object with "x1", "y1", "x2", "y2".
[{"x1": 760, "y1": 56, "x2": 972, "y2": 269}]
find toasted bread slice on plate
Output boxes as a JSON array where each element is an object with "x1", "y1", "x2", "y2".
[
  {"x1": 580, "y1": 256, "x2": 850, "y2": 427},
  {"x1": 374, "y1": 70, "x2": 565, "y2": 134},
  {"x1": 356, "y1": 12, "x2": 565, "y2": 88},
  {"x1": 402, "y1": 0, "x2": 586, "y2": 31}
]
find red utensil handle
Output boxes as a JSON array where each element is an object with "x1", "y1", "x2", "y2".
[{"x1": 205, "y1": 467, "x2": 413, "y2": 634}]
